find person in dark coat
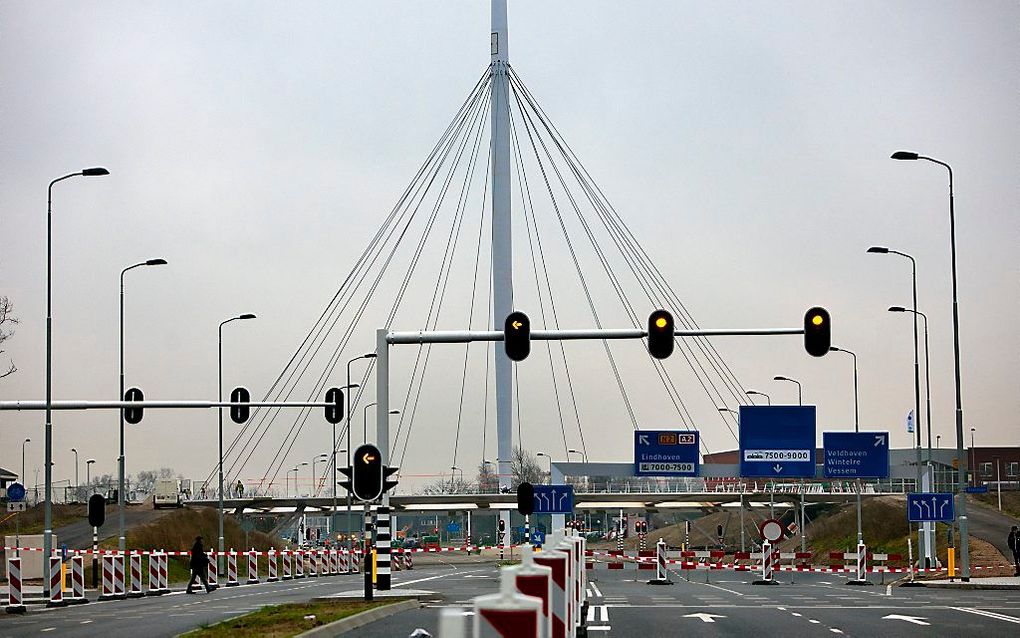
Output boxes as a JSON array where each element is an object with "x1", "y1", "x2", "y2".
[
  {"x1": 187, "y1": 536, "x2": 213, "y2": 594},
  {"x1": 1009, "y1": 526, "x2": 1019, "y2": 576}
]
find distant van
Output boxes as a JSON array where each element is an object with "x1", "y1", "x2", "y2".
[{"x1": 153, "y1": 479, "x2": 184, "y2": 509}]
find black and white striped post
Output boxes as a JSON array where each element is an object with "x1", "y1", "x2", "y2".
[{"x1": 376, "y1": 497, "x2": 392, "y2": 590}]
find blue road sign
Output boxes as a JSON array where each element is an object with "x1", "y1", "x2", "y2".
[
  {"x1": 823, "y1": 432, "x2": 890, "y2": 479},
  {"x1": 446, "y1": 522, "x2": 461, "y2": 533},
  {"x1": 533, "y1": 484, "x2": 574, "y2": 514},
  {"x1": 531, "y1": 529, "x2": 546, "y2": 546},
  {"x1": 634, "y1": 430, "x2": 699, "y2": 476},
  {"x1": 907, "y1": 492, "x2": 955, "y2": 522},
  {"x1": 6, "y1": 482, "x2": 25, "y2": 502},
  {"x1": 739, "y1": 406, "x2": 816, "y2": 478},
  {"x1": 965, "y1": 485, "x2": 989, "y2": 494}
]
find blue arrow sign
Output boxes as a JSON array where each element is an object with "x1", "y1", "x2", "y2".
[
  {"x1": 739, "y1": 406, "x2": 816, "y2": 478},
  {"x1": 634, "y1": 430, "x2": 699, "y2": 476},
  {"x1": 6, "y1": 482, "x2": 25, "y2": 502},
  {"x1": 907, "y1": 492, "x2": 955, "y2": 523},
  {"x1": 446, "y1": 522, "x2": 461, "y2": 533},
  {"x1": 530, "y1": 529, "x2": 546, "y2": 546},
  {"x1": 823, "y1": 432, "x2": 890, "y2": 479},
  {"x1": 532, "y1": 484, "x2": 574, "y2": 514}
]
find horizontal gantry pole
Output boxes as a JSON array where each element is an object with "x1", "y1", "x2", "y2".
[
  {"x1": 387, "y1": 327, "x2": 803, "y2": 344},
  {"x1": 0, "y1": 401, "x2": 331, "y2": 411}
]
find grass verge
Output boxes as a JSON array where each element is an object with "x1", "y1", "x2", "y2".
[{"x1": 181, "y1": 598, "x2": 403, "y2": 638}]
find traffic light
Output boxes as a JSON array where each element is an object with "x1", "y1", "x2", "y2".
[
  {"x1": 230, "y1": 386, "x2": 250, "y2": 424},
  {"x1": 87, "y1": 494, "x2": 106, "y2": 528},
  {"x1": 516, "y1": 482, "x2": 534, "y2": 516},
  {"x1": 498, "y1": 518, "x2": 506, "y2": 536},
  {"x1": 124, "y1": 387, "x2": 144, "y2": 424},
  {"x1": 504, "y1": 311, "x2": 531, "y2": 361},
  {"x1": 351, "y1": 444, "x2": 383, "y2": 502},
  {"x1": 647, "y1": 309, "x2": 674, "y2": 359},
  {"x1": 804, "y1": 307, "x2": 831, "y2": 357},
  {"x1": 324, "y1": 387, "x2": 344, "y2": 424}
]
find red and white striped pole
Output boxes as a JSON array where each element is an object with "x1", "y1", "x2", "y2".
[
  {"x1": 147, "y1": 552, "x2": 162, "y2": 596},
  {"x1": 114, "y1": 552, "x2": 127, "y2": 599},
  {"x1": 533, "y1": 549, "x2": 569, "y2": 638},
  {"x1": 158, "y1": 551, "x2": 169, "y2": 594},
  {"x1": 6, "y1": 556, "x2": 27, "y2": 613},
  {"x1": 69, "y1": 554, "x2": 88, "y2": 604},
  {"x1": 207, "y1": 550, "x2": 219, "y2": 590},
  {"x1": 46, "y1": 555, "x2": 66, "y2": 608},
  {"x1": 282, "y1": 550, "x2": 293, "y2": 580},
  {"x1": 647, "y1": 538, "x2": 672, "y2": 585},
  {"x1": 98, "y1": 554, "x2": 116, "y2": 600},
  {"x1": 128, "y1": 552, "x2": 144, "y2": 598},
  {"x1": 267, "y1": 549, "x2": 279, "y2": 582},
  {"x1": 473, "y1": 568, "x2": 543, "y2": 638},
  {"x1": 226, "y1": 549, "x2": 239, "y2": 586},
  {"x1": 514, "y1": 546, "x2": 553, "y2": 638},
  {"x1": 246, "y1": 549, "x2": 259, "y2": 584},
  {"x1": 295, "y1": 550, "x2": 305, "y2": 578}
]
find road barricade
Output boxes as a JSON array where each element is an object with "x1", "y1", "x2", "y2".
[
  {"x1": 207, "y1": 551, "x2": 219, "y2": 590},
  {"x1": 294, "y1": 550, "x2": 305, "y2": 578},
  {"x1": 282, "y1": 550, "x2": 293, "y2": 580},
  {"x1": 473, "y1": 568, "x2": 543, "y2": 638},
  {"x1": 69, "y1": 554, "x2": 88, "y2": 604},
  {"x1": 6, "y1": 556, "x2": 27, "y2": 613},
  {"x1": 98, "y1": 555, "x2": 118, "y2": 601},
  {"x1": 226, "y1": 550, "x2": 239, "y2": 587},
  {"x1": 267, "y1": 549, "x2": 279, "y2": 581},
  {"x1": 128, "y1": 553, "x2": 144, "y2": 598}
]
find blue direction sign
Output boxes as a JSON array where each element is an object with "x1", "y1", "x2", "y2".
[
  {"x1": 634, "y1": 430, "x2": 699, "y2": 476},
  {"x1": 446, "y1": 522, "x2": 461, "y2": 533},
  {"x1": 907, "y1": 492, "x2": 955, "y2": 523},
  {"x1": 739, "y1": 406, "x2": 816, "y2": 478},
  {"x1": 6, "y1": 482, "x2": 25, "y2": 502},
  {"x1": 533, "y1": 484, "x2": 574, "y2": 514},
  {"x1": 823, "y1": 432, "x2": 890, "y2": 479},
  {"x1": 530, "y1": 529, "x2": 546, "y2": 546}
]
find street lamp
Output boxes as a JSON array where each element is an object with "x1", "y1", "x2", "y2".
[
  {"x1": 450, "y1": 466, "x2": 464, "y2": 492},
  {"x1": 344, "y1": 353, "x2": 376, "y2": 555},
  {"x1": 22, "y1": 438, "x2": 31, "y2": 485},
  {"x1": 717, "y1": 407, "x2": 737, "y2": 415},
  {"x1": 536, "y1": 452, "x2": 553, "y2": 484},
  {"x1": 86, "y1": 459, "x2": 96, "y2": 487},
  {"x1": 567, "y1": 449, "x2": 587, "y2": 463},
  {"x1": 296, "y1": 461, "x2": 309, "y2": 496},
  {"x1": 118, "y1": 257, "x2": 168, "y2": 553},
  {"x1": 891, "y1": 150, "x2": 970, "y2": 579},
  {"x1": 218, "y1": 312, "x2": 257, "y2": 570},
  {"x1": 970, "y1": 428, "x2": 976, "y2": 487},
  {"x1": 829, "y1": 345, "x2": 864, "y2": 547},
  {"x1": 70, "y1": 448, "x2": 79, "y2": 497},
  {"x1": 311, "y1": 453, "x2": 328, "y2": 497},
  {"x1": 889, "y1": 306, "x2": 933, "y2": 463},
  {"x1": 773, "y1": 376, "x2": 802, "y2": 405},
  {"x1": 44, "y1": 166, "x2": 109, "y2": 593},
  {"x1": 937, "y1": 435, "x2": 941, "y2": 449},
  {"x1": 745, "y1": 390, "x2": 770, "y2": 405}
]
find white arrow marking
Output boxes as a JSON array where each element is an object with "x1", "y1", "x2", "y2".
[
  {"x1": 883, "y1": 614, "x2": 929, "y2": 625},
  {"x1": 773, "y1": 464, "x2": 783, "y2": 473},
  {"x1": 684, "y1": 613, "x2": 726, "y2": 623},
  {"x1": 874, "y1": 434, "x2": 886, "y2": 446},
  {"x1": 638, "y1": 434, "x2": 649, "y2": 445}
]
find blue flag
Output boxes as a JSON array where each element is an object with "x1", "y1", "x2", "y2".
[{"x1": 906, "y1": 409, "x2": 914, "y2": 433}]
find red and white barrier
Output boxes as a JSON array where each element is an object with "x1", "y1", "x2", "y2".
[
  {"x1": 267, "y1": 549, "x2": 279, "y2": 582},
  {"x1": 148, "y1": 552, "x2": 162, "y2": 596},
  {"x1": 6, "y1": 556, "x2": 26, "y2": 613},
  {"x1": 247, "y1": 549, "x2": 259, "y2": 584},
  {"x1": 69, "y1": 554, "x2": 88, "y2": 604},
  {"x1": 647, "y1": 538, "x2": 671, "y2": 585},
  {"x1": 282, "y1": 550, "x2": 293, "y2": 580},
  {"x1": 294, "y1": 550, "x2": 305, "y2": 578},
  {"x1": 533, "y1": 549, "x2": 569, "y2": 638},
  {"x1": 226, "y1": 550, "x2": 239, "y2": 587},
  {"x1": 754, "y1": 542, "x2": 778, "y2": 585},
  {"x1": 474, "y1": 568, "x2": 543, "y2": 638},
  {"x1": 514, "y1": 546, "x2": 553, "y2": 638},
  {"x1": 207, "y1": 551, "x2": 219, "y2": 590},
  {"x1": 98, "y1": 554, "x2": 119, "y2": 601},
  {"x1": 309, "y1": 550, "x2": 319, "y2": 577},
  {"x1": 128, "y1": 553, "x2": 144, "y2": 598}
]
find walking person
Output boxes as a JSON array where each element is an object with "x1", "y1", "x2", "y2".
[
  {"x1": 187, "y1": 536, "x2": 213, "y2": 594},
  {"x1": 1009, "y1": 525, "x2": 1019, "y2": 576}
]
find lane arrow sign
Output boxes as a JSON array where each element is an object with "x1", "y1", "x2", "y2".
[
  {"x1": 874, "y1": 434, "x2": 886, "y2": 446},
  {"x1": 773, "y1": 463, "x2": 783, "y2": 473},
  {"x1": 882, "y1": 614, "x2": 929, "y2": 626},
  {"x1": 638, "y1": 434, "x2": 649, "y2": 445},
  {"x1": 683, "y1": 613, "x2": 726, "y2": 623}
]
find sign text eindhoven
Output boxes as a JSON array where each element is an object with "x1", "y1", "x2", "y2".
[{"x1": 634, "y1": 430, "x2": 699, "y2": 476}]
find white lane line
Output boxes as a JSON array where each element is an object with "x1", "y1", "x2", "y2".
[
  {"x1": 830, "y1": 629, "x2": 843, "y2": 634},
  {"x1": 690, "y1": 580, "x2": 744, "y2": 597},
  {"x1": 791, "y1": 612, "x2": 802, "y2": 617},
  {"x1": 950, "y1": 607, "x2": 1020, "y2": 624},
  {"x1": 590, "y1": 582, "x2": 603, "y2": 597},
  {"x1": 809, "y1": 619, "x2": 821, "y2": 624},
  {"x1": 80, "y1": 620, "x2": 93, "y2": 624},
  {"x1": 587, "y1": 628, "x2": 611, "y2": 632},
  {"x1": 41, "y1": 629, "x2": 56, "y2": 633},
  {"x1": 393, "y1": 568, "x2": 489, "y2": 588}
]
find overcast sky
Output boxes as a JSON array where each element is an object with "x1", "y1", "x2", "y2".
[{"x1": 2, "y1": 1, "x2": 1017, "y2": 493}]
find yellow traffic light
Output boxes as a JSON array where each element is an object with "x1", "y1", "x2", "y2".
[
  {"x1": 654, "y1": 316, "x2": 668, "y2": 329},
  {"x1": 647, "y1": 310, "x2": 674, "y2": 359},
  {"x1": 811, "y1": 314, "x2": 824, "y2": 326}
]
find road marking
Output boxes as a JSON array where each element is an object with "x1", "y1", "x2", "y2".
[
  {"x1": 683, "y1": 613, "x2": 726, "y2": 623},
  {"x1": 587, "y1": 628, "x2": 611, "y2": 632},
  {"x1": 882, "y1": 614, "x2": 929, "y2": 626},
  {"x1": 41, "y1": 629, "x2": 56, "y2": 633},
  {"x1": 587, "y1": 605, "x2": 610, "y2": 622},
  {"x1": 951, "y1": 607, "x2": 1020, "y2": 624},
  {"x1": 809, "y1": 619, "x2": 820, "y2": 624},
  {"x1": 590, "y1": 582, "x2": 603, "y2": 597},
  {"x1": 393, "y1": 568, "x2": 488, "y2": 588},
  {"x1": 80, "y1": 620, "x2": 93, "y2": 624},
  {"x1": 830, "y1": 629, "x2": 843, "y2": 634},
  {"x1": 689, "y1": 579, "x2": 744, "y2": 596}
]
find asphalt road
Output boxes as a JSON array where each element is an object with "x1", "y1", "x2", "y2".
[
  {"x1": 358, "y1": 564, "x2": 1020, "y2": 637},
  {"x1": 966, "y1": 497, "x2": 1020, "y2": 559},
  {"x1": 4, "y1": 560, "x2": 1019, "y2": 637}
]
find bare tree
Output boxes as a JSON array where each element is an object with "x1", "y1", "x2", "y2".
[
  {"x1": 512, "y1": 447, "x2": 544, "y2": 488},
  {"x1": 419, "y1": 475, "x2": 474, "y2": 495},
  {"x1": 0, "y1": 296, "x2": 18, "y2": 380},
  {"x1": 476, "y1": 461, "x2": 499, "y2": 494}
]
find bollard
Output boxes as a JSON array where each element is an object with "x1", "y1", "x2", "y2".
[
  {"x1": 474, "y1": 568, "x2": 543, "y2": 638},
  {"x1": 295, "y1": 550, "x2": 305, "y2": 578},
  {"x1": 328, "y1": 549, "x2": 337, "y2": 575},
  {"x1": 267, "y1": 549, "x2": 279, "y2": 582},
  {"x1": 207, "y1": 551, "x2": 219, "y2": 590},
  {"x1": 560, "y1": 531, "x2": 585, "y2": 634},
  {"x1": 226, "y1": 550, "x2": 239, "y2": 586},
  {"x1": 6, "y1": 557, "x2": 27, "y2": 614},
  {"x1": 147, "y1": 552, "x2": 162, "y2": 596},
  {"x1": 405, "y1": 550, "x2": 413, "y2": 570},
  {"x1": 157, "y1": 551, "x2": 169, "y2": 594},
  {"x1": 114, "y1": 553, "x2": 127, "y2": 599},
  {"x1": 69, "y1": 554, "x2": 88, "y2": 604},
  {"x1": 46, "y1": 556, "x2": 66, "y2": 608},
  {"x1": 309, "y1": 550, "x2": 318, "y2": 577},
  {"x1": 282, "y1": 550, "x2": 293, "y2": 580},
  {"x1": 533, "y1": 549, "x2": 569, "y2": 638},
  {"x1": 247, "y1": 549, "x2": 259, "y2": 584},
  {"x1": 514, "y1": 545, "x2": 553, "y2": 638},
  {"x1": 848, "y1": 542, "x2": 871, "y2": 586},
  {"x1": 647, "y1": 538, "x2": 672, "y2": 585},
  {"x1": 338, "y1": 549, "x2": 348, "y2": 575},
  {"x1": 98, "y1": 555, "x2": 116, "y2": 600},
  {"x1": 128, "y1": 553, "x2": 144, "y2": 598},
  {"x1": 753, "y1": 541, "x2": 778, "y2": 585}
]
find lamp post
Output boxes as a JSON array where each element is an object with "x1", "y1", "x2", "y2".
[
  {"x1": 450, "y1": 466, "x2": 464, "y2": 492},
  {"x1": 969, "y1": 428, "x2": 976, "y2": 487},
  {"x1": 891, "y1": 150, "x2": 970, "y2": 580},
  {"x1": 86, "y1": 459, "x2": 95, "y2": 488},
  {"x1": 70, "y1": 447, "x2": 79, "y2": 499},
  {"x1": 362, "y1": 403, "x2": 400, "y2": 444},
  {"x1": 344, "y1": 353, "x2": 376, "y2": 556},
  {"x1": 22, "y1": 438, "x2": 31, "y2": 485},
  {"x1": 44, "y1": 167, "x2": 109, "y2": 594},
  {"x1": 218, "y1": 313, "x2": 256, "y2": 571},
  {"x1": 329, "y1": 383, "x2": 358, "y2": 534},
  {"x1": 311, "y1": 454, "x2": 328, "y2": 497},
  {"x1": 937, "y1": 435, "x2": 941, "y2": 449},
  {"x1": 118, "y1": 257, "x2": 167, "y2": 553},
  {"x1": 745, "y1": 389, "x2": 771, "y2": 405},
  {"x1": 829, "y1": 345, "x2": 863, "y2": 546},
  {"x1": 536, "y1": 452, "x2": 552, "y2": 484},
  {"x1": 773, "y1": 376, "x2": 802, "y2": 405},
  {"x1": 889, "y1": 307, "x2": 933, "y2": 463},
  {"x1": 567, "y1": 449, "x2": 587, "y2": 463}
]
